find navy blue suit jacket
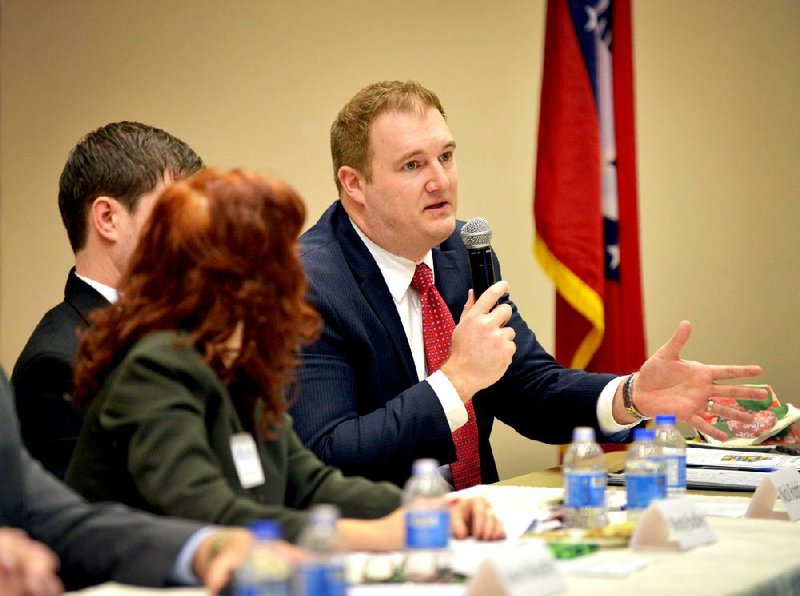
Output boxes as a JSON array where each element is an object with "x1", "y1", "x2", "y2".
[{"x1": 291, "y1": 201, "x2": 619, "y2": 487}]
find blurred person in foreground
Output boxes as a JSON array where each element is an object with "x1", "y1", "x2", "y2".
[
  {"x1": 12, "y1": 121, "x2": 203, "y2": 479},
  {"x1": 289, "y1": 79, "x2": 766, "y2": 488},
  {"x1": 0, "y1": 366, "x2": 259, "y2": 596},
  {"x1": 65, "y1": 168, "x2": 503, "y2": 548}
]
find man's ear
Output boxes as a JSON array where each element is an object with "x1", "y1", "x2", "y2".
[
  {"x1": 337, "y1": 166, "x2": 367, "y2": 207},
  {"x1": 89, "y1": 197, "x2": 121, "y2": 242}
]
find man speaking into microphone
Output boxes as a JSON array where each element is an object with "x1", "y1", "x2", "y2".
[{"x1": 290, "y1": 80, "x2": 765, "y2": 488}]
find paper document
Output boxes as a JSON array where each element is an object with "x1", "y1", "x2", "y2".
[
  {"x1": 609, "y1": 468, "x2": 770, "y2": 491},
  {"x1": 685, "y1": 468, "x2": 768, "y2": 490},
  {"x1": 454, "y1": 485, "x2": 563, "y2": 538},
  {"x1": 687, "y1": 446, "x2": 800, "y2": 470}
]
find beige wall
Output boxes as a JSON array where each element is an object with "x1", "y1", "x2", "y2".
[{"x1": 1, "y1": 0, "x2": 798, "y2": 480}]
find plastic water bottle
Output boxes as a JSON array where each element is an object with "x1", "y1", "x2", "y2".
[
  {"x1": 563, "y1": 427, "x2": 607, "y2": 529},
  {"x1": 654, "y1": 414, "x2": 687, "y2": 498},
  {"x1": 625, "y1": 428, "x2": 667, "y2": 520},
  {"x1": 403, "y1": 458, "x2": 451, "y2": 581},
  {"x1": 234, "y1": 520, "x2": 292, "y2": 596},
  {"x1": 294, "y1": 504, "x2": 347, "y2": 596}
]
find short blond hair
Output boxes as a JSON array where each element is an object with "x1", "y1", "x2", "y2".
[{"x1": 330, "y1": 80, "x2": 446, "y2": 193}]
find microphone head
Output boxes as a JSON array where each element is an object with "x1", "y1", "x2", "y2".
[{"x1": 460, "y1": 217, "x2": 492, "y2": 249}]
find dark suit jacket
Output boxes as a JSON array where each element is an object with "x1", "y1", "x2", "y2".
[
  {"x1": 66, "y1": 331, "x2": 402, "y2": 542},
  {"x1": 0, "y1": 367, "x2": 202, "y2": 591},
  {"x1": 11, "y1": 267, "x2": 109, "y2": 478},
  {"x1": 290, "y1": 201, "x2": 620, "y2": 487}
]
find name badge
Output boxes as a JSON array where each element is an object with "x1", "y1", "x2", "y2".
[
  {"x1": 630, "y1": 498, "x2": 715, "y2": 551},
  {"x1": 747, "y1": 468, "x2": 800, "y2": 521},
  {"x1": 230, "y1": 433, "x2": 265, "y2": 489}
]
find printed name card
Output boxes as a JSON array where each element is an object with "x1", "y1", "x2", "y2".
[
  {"x1": 746, "y1": 468, "x2": 800, "y2": 521},
  {"x1": 630, "y1": 498, "x2": 716, "y2": 551},
  {"x1": 466, "y1": 540, "x2": 565, "y2": 596}
]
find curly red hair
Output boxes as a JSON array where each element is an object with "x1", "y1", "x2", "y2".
[{"x1": 73, "y1": 168, "x2": 320, "y2": 436}]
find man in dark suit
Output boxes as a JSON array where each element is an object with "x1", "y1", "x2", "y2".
[
  {"x1": 12, "y1": 122, "x2": 203, "y2": 478},
  {"x1": 289, "y1": 80, "x2": 765, "y2": 487},
  {"x1": 0, "y1": 366, "x2": 257, "y2": 594}
]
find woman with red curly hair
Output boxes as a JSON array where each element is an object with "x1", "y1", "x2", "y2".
[{"x1": 65, "y1": 169, "x2": 503, "y2": 549}]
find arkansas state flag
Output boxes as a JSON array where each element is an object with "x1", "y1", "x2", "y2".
[{"x1": 533, "y1": 0, "x2": 645, "y2": 374}]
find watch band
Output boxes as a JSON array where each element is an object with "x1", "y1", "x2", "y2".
[{"x1": 623, "y1": 372, "x2": 651, "y2": 421}]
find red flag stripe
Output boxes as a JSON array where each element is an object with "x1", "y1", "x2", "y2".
[
  {"x1": 533, "y1": 0, "x2": 645, "y2": 374},
  {"x1": 534, "y1": 0, "x2": 605, "y2": 369}
]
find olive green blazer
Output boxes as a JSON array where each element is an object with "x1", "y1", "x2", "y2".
[{"x1": 66, "y1": 331, "x2": 401, "y2": 541}]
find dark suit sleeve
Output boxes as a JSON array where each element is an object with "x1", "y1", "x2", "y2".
[
  {"x1": 21, "y1": 452, "x2": 198, "y2": 591},
  {"x1": 282, "y1": 422, "x2": 403, "y2": 523},
  {"x1": 479, "y1": 292, "x2": 619, "y2": 443}
]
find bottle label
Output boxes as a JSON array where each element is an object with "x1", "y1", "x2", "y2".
[
  {"x1": 664, "y1": 454, "x2": 687, "y2": 489},
  {"x1": 296, "y1": 562, "x2": 347, "y2": 596},
  {"x1": 233, "y1": 582, "x2": 290, "y2": 596},
  {"x1": 564, "y1": 471, "x2": 605, "y2": 508},
  {"x1": 658, "y1": 472, "x2": 667, "y2": 499},
  {"x1": 405, "y1": 509, "x2": 450, "y2": 549},
  {"x1": 627, "y1": 474, "x2": 663, "y2": 510}
]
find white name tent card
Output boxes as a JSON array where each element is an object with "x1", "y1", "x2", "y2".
[
  {"x1": 630, "y1": 498, "x2": 716, "y2": 551},
  {"x1": 746, "y1": 468, "x2": 800, "y2": 521},
  {"x1": 466, "y1": 540, "x2": 565, "y2": 596}
]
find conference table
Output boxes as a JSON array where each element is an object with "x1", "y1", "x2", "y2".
[
  {"x1": 71, "y1": 452, "x2": 800, "y2": 595},
  {"x1": 490, "y1": 451, "x2": 800, "y2": 595}
]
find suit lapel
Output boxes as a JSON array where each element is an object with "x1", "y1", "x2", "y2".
[
  {"x1": 330, "y1": 204, "x2": 418, "y2": 382},
  {"x1": 432, "y1": 242, "x2": 470, "y2": 325}
]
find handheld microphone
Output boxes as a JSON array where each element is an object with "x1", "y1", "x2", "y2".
[{"x1": 460, "y1": 217, "x2": 498, "y2": 299}]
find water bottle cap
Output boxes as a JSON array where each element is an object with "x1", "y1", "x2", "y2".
[
  {"x1": 308, "y1": 504, "x2": 341, "y2": 524},
  {"x1": 655, "y1": 414, "x2": 676, "y2": 425},
  {"x1": 412, "y1": 458, "x2": 440, "y2": 475},
  {"x1": 572, "y1": 426, "x2": 595, "y2": 442},
  {"x1": 633, "y1": 428, "x2": 655, "y2": 441},
  {"x1": 248, "y1": 519, "x2": 282, "y2": 540}
]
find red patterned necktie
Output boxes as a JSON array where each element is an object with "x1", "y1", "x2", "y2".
[{"x1": 411, "y1": 263, "x2": 481, "y2": 489}]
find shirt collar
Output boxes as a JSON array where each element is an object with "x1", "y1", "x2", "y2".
[
  {"x1": 349, "y1": 218, "x2": 434, "y2": 303},
  {"x1": 75, "y1": 273, "x2": 119, "y2": 304}
]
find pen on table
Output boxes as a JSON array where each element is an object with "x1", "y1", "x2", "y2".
[
  {"x1": 698, "y1": 466, "x2": 776, "y2": 472},
  {"x1": 775, "y1": 445, "x2": 800, "y2": 456},
  {"x1": 524, "y1": 509, "x2": 564, "y2": 534}
]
